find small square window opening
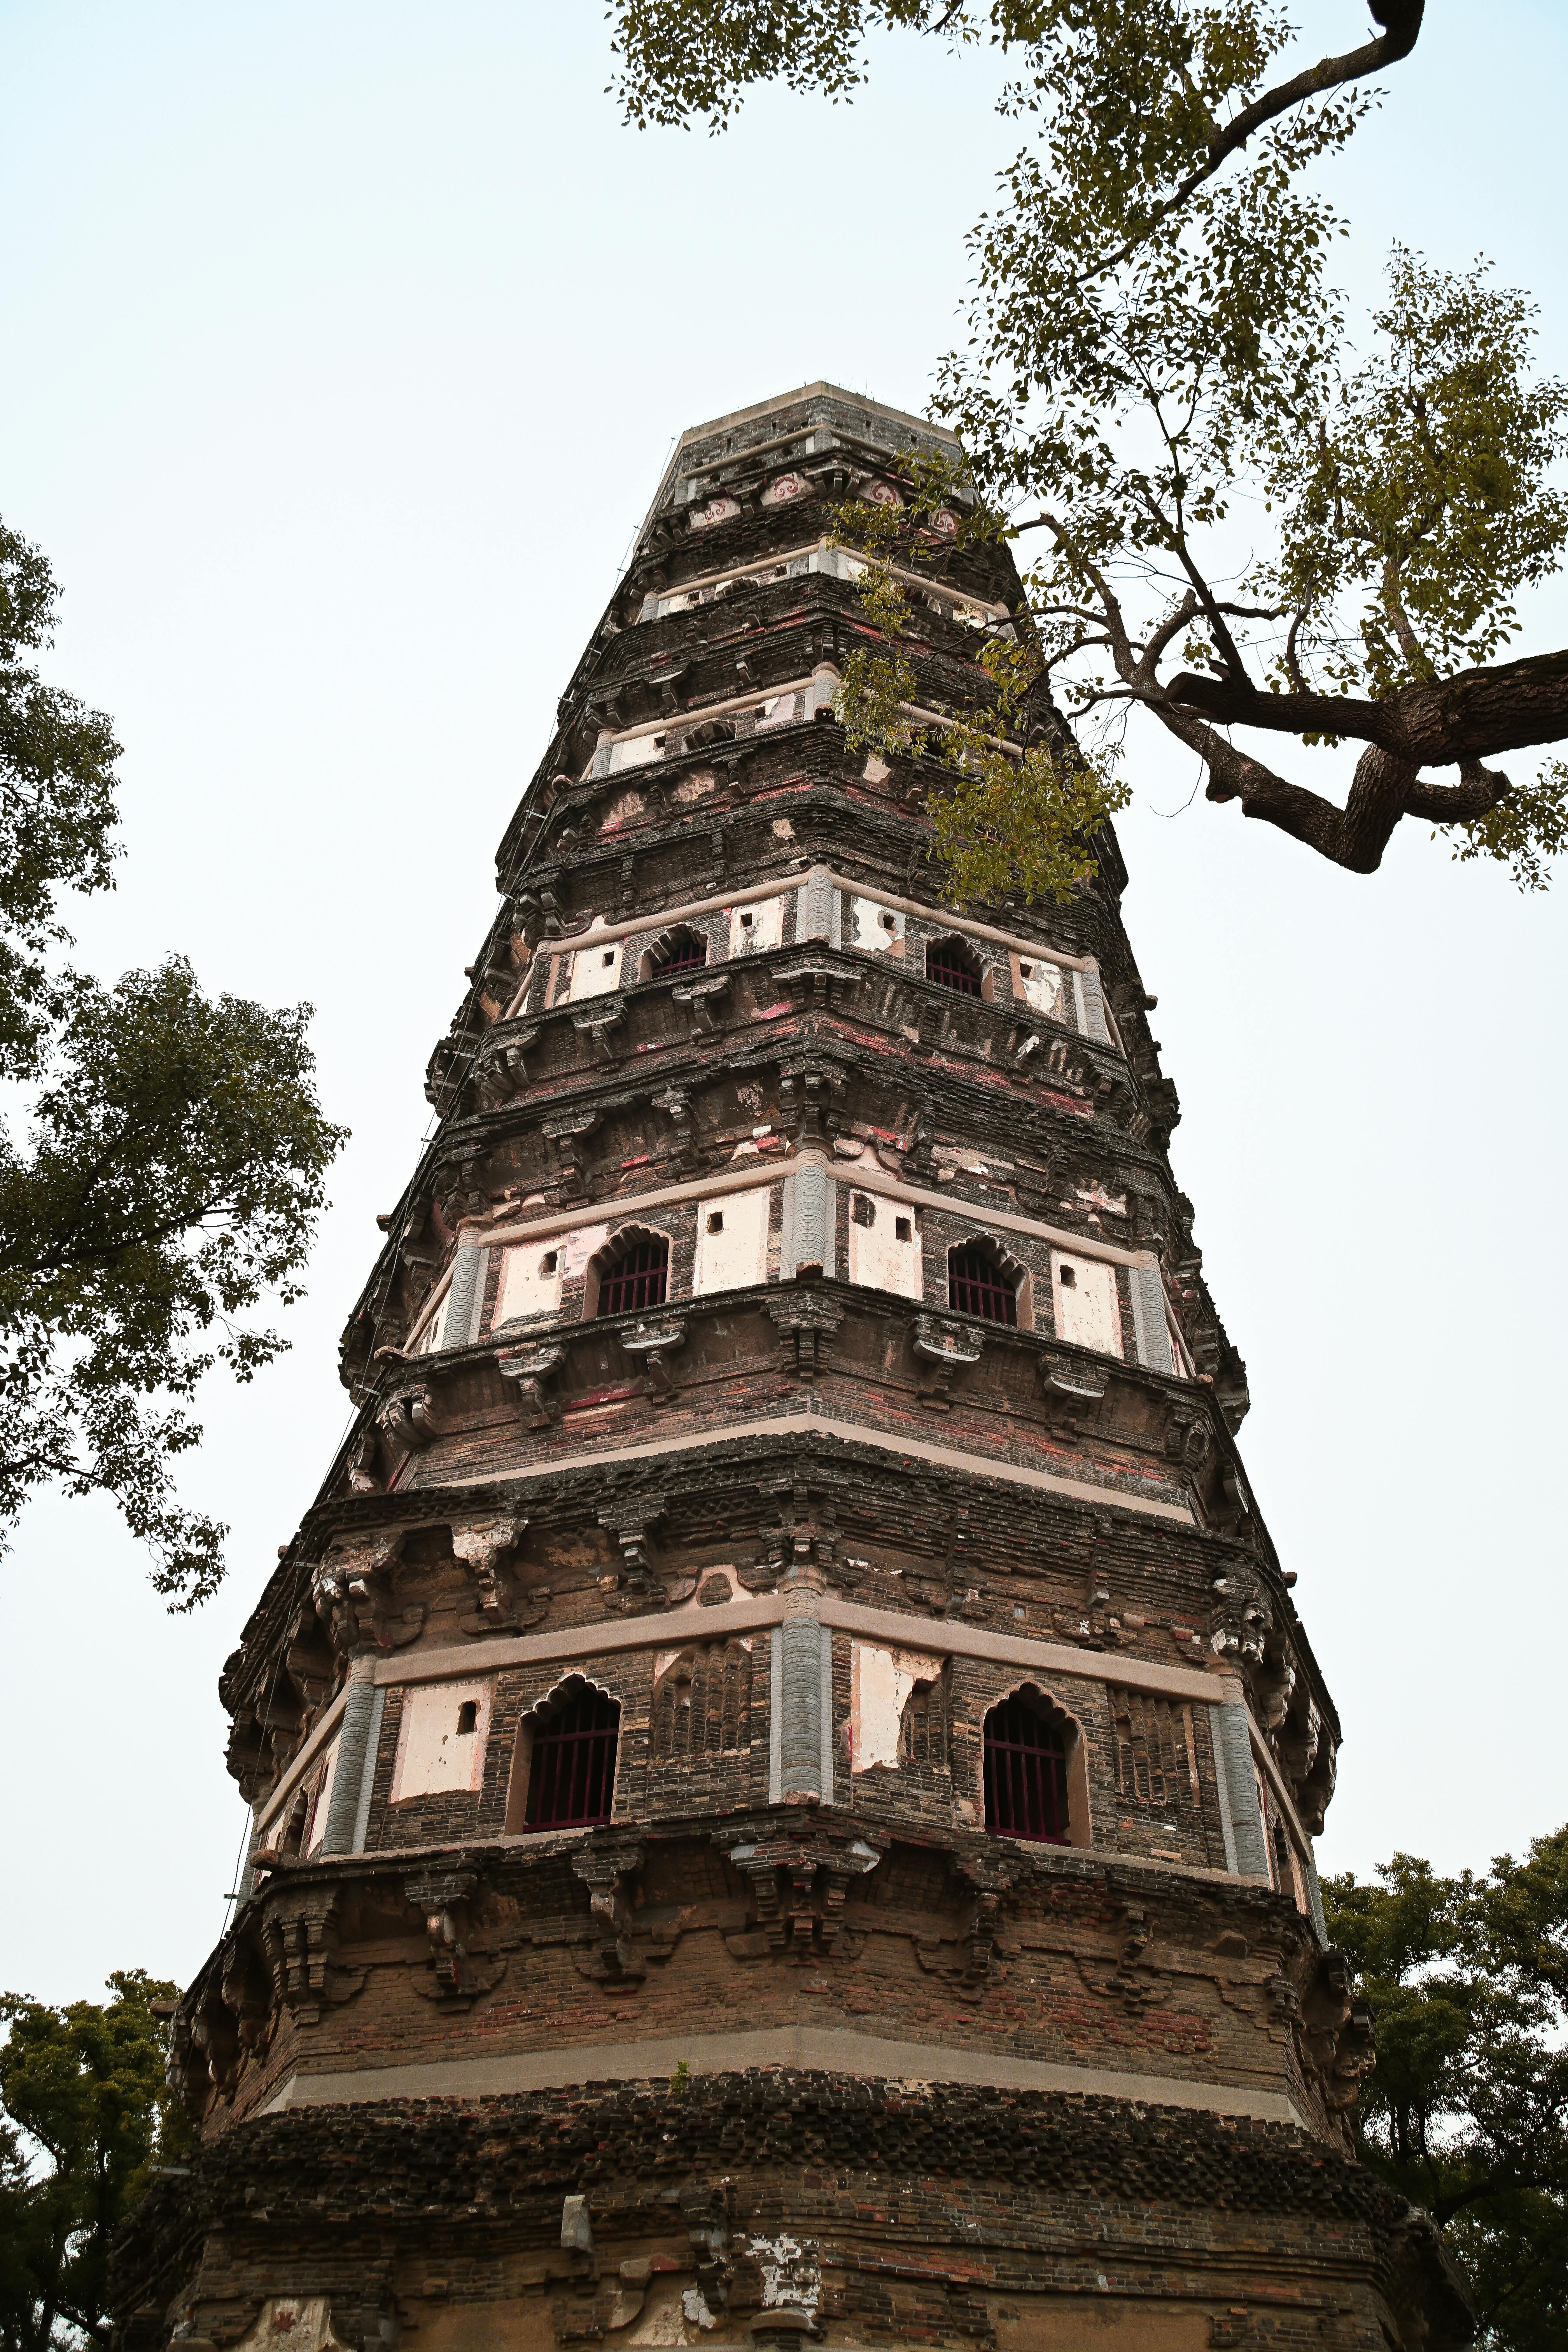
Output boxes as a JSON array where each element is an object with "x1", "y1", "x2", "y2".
[
  {"x1": 895, "y1": 1216, "x2": 912, "y2": 1242},
  {"x1": 540, "y1": 1251, "x2": 558, "y2": 1276},
  {"x1": 879, "y1": 910, "x2": 896, "y2": 931},
  {"x1": 1019, "y1": 961, "x2": 1033, "y2": 977},
  {"x1": 1059, "y1": 1263, "x2": 1077, "y2": 1287},
  {"x1": 457, "y1": 1701, "x2": 478, "y2": 1735},
  {"x1": 739, "y1": 910, "x2": 754, "y2": 928},
  {"x1": 707, "y1": 1211, "x2": 724, "y2": 1234},
  {"x1": 602, "y1": 950, "x2": 615, "y2": 967}
]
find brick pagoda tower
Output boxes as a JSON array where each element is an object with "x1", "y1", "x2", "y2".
[{"x1": 117, "y1": 386, "x2": 1468, "y2": 2352}]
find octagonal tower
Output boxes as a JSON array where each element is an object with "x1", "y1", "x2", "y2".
[{"x1": 115, "y1": 386, "x2": 1468, "y2": 2352}]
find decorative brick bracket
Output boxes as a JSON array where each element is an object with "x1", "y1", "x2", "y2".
[
  {"x1": 597, "y1": 1491, "x2": 669, "y2": 1603},
  {"x1": 498, "y1": 1340, "x2": 566, "y2": 1426},
  {"x1": 651, "y1": 1085, "x2": 698, "y2": 1168},
  {"x1": 913, "y1": 1313, "x2": 984, "y2": 1409},
  {"x1": 478, "y1": 1024, "x2": 539, "y2": 1102},
  {"x1": 260, "y1": 1887, "x2": 365, "y2": 2026},
  {"x1": 376, "y1": 1379, "x2": 443, "y2": 1451},
  {"x1": 765, "y1": 1291, "x2": 843, "y2": 1381},
  {"x1": 452, "y1": 1512, "x2": 549, "y2": 1637},
  {"x1": 571, "y1": 997, "x2": 626, "y2": 1060},
  {"x1": 617, "y1": 1315, "x2": 687, "y2": 1402},
  {"x1": 404, "y1": 1865, "x2": 505, "y2": 2006},
  {"x1": 571, "y1": 1833, "x2": 652, "y2": 1981},
  {"x1": 716, "y1": 1818, "x2": 884, "y2": 1959},
  {"x1": 671, "y1": 971, "x2": 732, "y2": 1036},
  {"x1": 542, "y1": 1107, "x2": 601, "y2": 1197},
  {"x1": 772, "y1": 954, "x2": 861, "y2": 1013},
  {"x1": 312, "y1": 1531, "x2": 423, "y2": 1655}
]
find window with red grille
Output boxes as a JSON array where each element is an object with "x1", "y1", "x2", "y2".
[
  {"x1": 984, "y1": 1697, "x2": 1070, "y2": 1844},
  {"x1": 596, "y1": 1235, "x2": 669, "y2": 1316},
  {"x1": 523, "y1": 1688, "x2": 620, "y2": 1830},
  {"x1": 948, "y1": 1244, "x2": 1018, "y2": 1325},
  {"x1": 926, "y1": 937, "x2": 982, "y2": 995},
  {"x1": 651, "y1": 931, "x2": 707, "y2": 978}
]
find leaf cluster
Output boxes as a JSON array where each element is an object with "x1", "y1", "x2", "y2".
[
  {"x1": 1324, "y1": 1831, "x2": 1568, "y2": 2352},
  {"x1": 612, "y1": 2, "x2": 1568, "y2": 890},
  {"x1": 0, "y1": 523, "x2": 347, "y2": 1605},
  {"x1": 1268, "y1": 250, "x2": 1568, "y2": 696},
  {"x1": 827, "y1": 481, "x2": 1127, "y2": 905},
  {"x1": 0, "y1": 1972, "x2": 190, "y2": 2352}
]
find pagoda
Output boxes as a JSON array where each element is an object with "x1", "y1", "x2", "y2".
[{"x1": 115, "y1": 385, "x2": 1469, "y2": 2352}]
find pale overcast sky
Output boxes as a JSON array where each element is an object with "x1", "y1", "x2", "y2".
[{"x1": 2, "y1": 1, "x2": 1564, "y2": 2006}]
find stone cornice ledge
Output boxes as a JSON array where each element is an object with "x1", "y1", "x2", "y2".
[
  {"x1": 261, "y1": 2022, "x2": 1304, "y2": 2128},
  {"x1": 373, "y1": 1586, "x2": 1238, "y2": 1704}
]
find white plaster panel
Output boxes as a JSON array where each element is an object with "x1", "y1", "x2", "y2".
[
  {"x1": 607, "y1": 732, "x2": 662, "y2": 773},
  {"x1": 1052, "y1": 1251, "x2": 1123, "y2": 1357},
  {"x1": 728, "y1": 896, "x2": 785, "y2": 956},
  {"x1": 495, "y1": 1242, "x2": 565, "y2": 1327},
  {"x1": 390, "y1": 1678, "x2": 493, "y2": 1804},
  {"x1": 850, "y1": 896, "x2": 904, "y2": 952},
  {"x1": 850, "y1": 1642, "x2": 942, "y2": 1773},
  {"x1": 304, "y1": 1739, "x2": 340, "y2": 1855},
  {"x1": 1014, "y1": 954, "x2": 1065, "y2": 1018},
  {"x1": 556, "y1": 1222, "x2": 610, "y2": 1281},
  {"x1": 694, "y1": 1185, "x2": 771, "y2": 1296},
  {"x1": 567, "y1": 936, "x2": 623, "y2": 1001},
  {"x1": 846, "y1": 1190, "x2": 922, "y2": 1300}
]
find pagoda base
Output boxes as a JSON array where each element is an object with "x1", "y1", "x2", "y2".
[{"x1": 112, "y1": 2073, "x2": 1469, "y2": 2352}]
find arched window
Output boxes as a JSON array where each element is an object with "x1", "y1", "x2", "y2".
[
  {"x1": 926, "y1": 934, "x2": 983, "y2": 995},
  {"x1": 518, "y1": 1684, "x2": 620, "y2": 1831},
  {"x1": 984, "y1": 1692, "x2": 1071, "y2": 1844},
  {"x1": 649, "y1": 927, "x2": 708, "y2": 979},
  {"x1": 595, "y1": 1231, "x2": 669, "y2": 1316},
  {"x1": 948, "y1": 1241, "x2": 1018, "y2": 1325}
]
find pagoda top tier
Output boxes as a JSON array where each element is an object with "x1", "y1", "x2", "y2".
[{"x1": 638, "y1": 380, "x2": 963, "y2": 535}]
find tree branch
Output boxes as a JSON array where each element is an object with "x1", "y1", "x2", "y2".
[
  {"x1": 1165, "y1": 644, "x2": 1568, "y2": 765},
  {"x1": 1058, "y1": 2, "x2": 1426, "y2": 294}
]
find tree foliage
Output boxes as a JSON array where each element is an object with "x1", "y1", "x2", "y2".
[
  {"x1": 0, "y1": 520, "x2": 346, "y2": 1605},
  {"x1": 828, "y1": 477, "x2": 1128, "y2": 902},
  {"x1": 611, "y1": 2, "x2": 1568, "y2": 896},
  {"x1": 0, "y1": 1972, "x2": 189, "y2": 2352},
  {"x1": 1324, "y1": 1831, "x2": 1568, "y2": 2352}
]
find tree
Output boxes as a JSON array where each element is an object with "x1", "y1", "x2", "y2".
[
  {"x1": 0, "y1": 1971, "x2": 190, "y2": 2352},
  {"x1": 1324, "y1": 1831, "x2": 1568, "y2": 2352},
  {"x1": 609, "y1": 2, "x2": 1568, "y2": 895},
  {"x1": 0, "y1": 520, "x2": 346, "y2": 1606}
]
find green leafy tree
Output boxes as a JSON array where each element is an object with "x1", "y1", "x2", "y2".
[
  {"x1": 611, "y1": 2, "x2": 1568, "y2": 893},
  {"x1": 0, "y1": 520, "x2": 346, "y2": 1606},
  {"x1": 0, "y1": 1972, "x2": 190, "y2": 2352},
  {"x1": 1324, "y1": 1831, "x2": 1568, "y2": 2352}
]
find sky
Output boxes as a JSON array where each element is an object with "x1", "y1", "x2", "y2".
[{"x1": 1, "y1": 0, "x2": 1564, "y2": 2008}]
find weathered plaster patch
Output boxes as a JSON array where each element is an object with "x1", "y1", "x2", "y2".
[{"x1": 850, "y1": 1642, "x2": 942, "y2": 1773}]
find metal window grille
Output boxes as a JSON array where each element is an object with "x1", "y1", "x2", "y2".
[
  {"x1": 926, "y1": 938, "x2": 982, "y2": 995},
  {"x1": 652, "y1": 933, "x2": 707, "y2": 977},
  {"x1": 597, "y1": 1237, "x2": 669, "y2": 1316},
  {"x1": 948, "y1": 1244, "x2": 1017, "y2": 1325},
  {"x1": 524, "y1": 1689, "x2": 620, "y2": 1830},
  {"x1": 984, "y1": 1698, "x2": 1070, "y2": 1844}
]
